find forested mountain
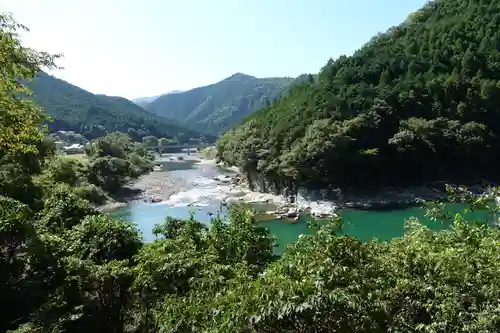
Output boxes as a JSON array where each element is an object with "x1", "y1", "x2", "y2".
[
  {"x1": 26, "y1": 72, "x2": 213, "y2": 142},
  {"x1": 132, "y1": 91, "x2": 183, "y2": 107},
  {"x1": 218, "y1": 0, "x2": 500, "y2": 194},
  {"x1": 132, "y1": 95, "x2": 161, "y2": 107},
  {"x1": 145, "y1": 73, "x2": 294, "y2": 135}
]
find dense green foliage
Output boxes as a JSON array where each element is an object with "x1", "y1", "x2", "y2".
[
  {"x1": 1, "y1": 129, "x2": 155, "y2": 208},
  {"x1": 148, "y1": 190, "x2": 500, "y2": 333},
  {"x1": 7, "y1": 181, "x2": 500, "y2": 332},
  {"x1": 218, "y1": 0, "x2": 500, "y2": 194},
  {"x1": 6, "y1": 6, "x2": 500, "y2": 333},
  {"x1": 26, "y1": 72, "x2": 214, "y2": 143},
  {"x1": 145, "y1": 73, "x2": 294, "y2": 136},
  {"x1": 1, "y1": 190, "x2": 276, "y2": 332},
  {"x1": 0, "y1": 14, "x2": 59, "y2": 153},
  {"x1": 35, "y1": 132, "x2": 155, "y2": 204}
]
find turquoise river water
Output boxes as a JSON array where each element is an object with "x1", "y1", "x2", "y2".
[{"x1": 111, "y1": 152, "x2": 492, "y2": 254}]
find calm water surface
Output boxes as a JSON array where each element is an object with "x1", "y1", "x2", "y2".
[{"x1": 111, "y1": 153, "x2": 492, "y2": 254}]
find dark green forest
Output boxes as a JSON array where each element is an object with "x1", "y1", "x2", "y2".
[
  {"x1": 26, "y1": 72, "x2": 214, "y2": 143},
  {"x1": 218, "y1": 0, "x2": 500, "y2": 194},
  {"x1": 6, "y1": 1, "x2": 500, "y2": 332},
  {"x1": 144, "y1": 73, "x2": 294, "y2": 136}
]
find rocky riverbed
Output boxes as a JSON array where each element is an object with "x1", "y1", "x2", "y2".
[
  {"x1": 100, "y1": 151, "x2": 497, "y2": 219},
  {"x1": 98, "y1": 170, "x2": 188, "y2": 212},
  {"x1": 133, "y1": 170, "x2": 189, "y2": 203},
  {"x1": 99, "y1": 154, "x2": 198, "y2": 212},
  {"x1": 221, "y1": 169, "x2": 499, "y2": 217}
]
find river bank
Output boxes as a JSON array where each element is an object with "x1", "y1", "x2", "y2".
[
  {"x1": 100, "y1": 150, "x2": 497, "y2": 221},
  {"x1": 99, "y1": 154, "x2": 197, "y2": 212},
  {"x1": 105, "y1": 151, "x2": 498, "y2": 253},
  {"x1": 100, "y1": 153, "x2": 306, "y2": 218},
  {"x1": 99, "y1": 171, "x2": 190, "y2": 211},
  {"x1": 222, "y1": 166, "x2": 499, "y2": 217}
]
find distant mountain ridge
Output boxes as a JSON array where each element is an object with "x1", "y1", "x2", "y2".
[
  {"x1": 26, "y1": 72, "x2": 213, "y2": 143},
  {"x1": 144, "y1": 73, "x2": 297, "y2": 136},
  {"x1": 132, "y1": 95, "x2": 161, "y2": 106},
  {"x1": 133, "y1": 90, "x2": 183, "y2": 107}
]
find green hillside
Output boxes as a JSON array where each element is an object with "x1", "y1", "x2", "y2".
[
  {"x1": 217, "y1": 0, "x2": 500, "y2": 192},
  {"x1": 27, "y1": 72, "x2": 214, "y2": 143},
  {"x1": 144, "y1": 73, "x2": 294, "y2": 135}
]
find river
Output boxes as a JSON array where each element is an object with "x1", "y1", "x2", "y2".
[{"x1": 111, "y1": 152, "x2": 492, "y2": 254}]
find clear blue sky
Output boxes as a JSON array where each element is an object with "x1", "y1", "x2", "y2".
[{"x1": 0, "y1": 0, "x2": 427, "y2": 99}]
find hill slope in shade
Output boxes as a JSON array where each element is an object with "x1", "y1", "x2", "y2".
[
  {"x1": 144, "y1": 73, "x2": 295, "y2": 135},
  {"x1": 26, "y1": 72, "x2": 214, "y2": 142},
  {"x1": 132, "y1": 95, "x2": 161, "y2": 107},
  {"x1": 217, "y1": 0, "x2": 500, "y2": 192},
  {"x1": 132, "y1": 90, "x2": 183, "y2": 107}
]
